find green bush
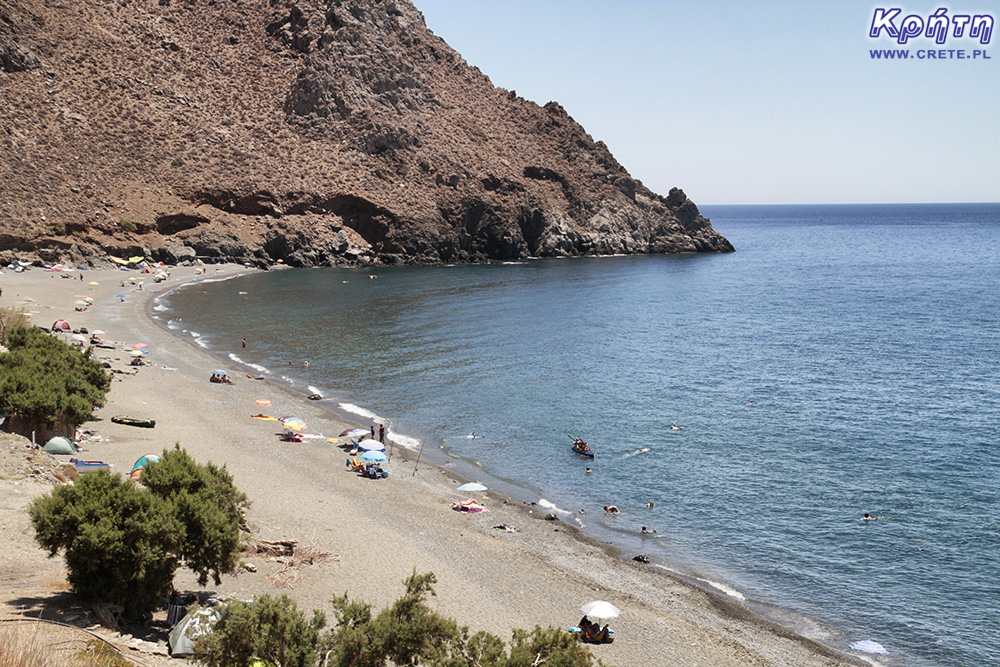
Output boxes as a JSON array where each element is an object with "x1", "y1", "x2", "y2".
[
  {"x1": 0, "y1": 307, "x2": 32, "y2": 345},
  {"x1": 194, "y1": 595, "x2": 326, "y2": 667},
  {"x1": 193, "y1": 572, "x2": 602, "y2": 667},
  {"x1": 29, "y1": 470, "x2": 180, "y2": 618},
  {"x1": 141, "y1": 445, "x2": 249, "y2": 586},
  {"x1": 29, "y1": 446, "x2": 248, "y2": 620},
  {"x1": 118, "y1": 217, "x2": 137, "y2": 233},
  {"x1": 0, "y1": 325, "x2": 111, "y2": 428}
]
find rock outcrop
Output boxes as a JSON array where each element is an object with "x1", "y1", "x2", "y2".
[{"x1": 0, "y1": 0, "x2": 732, "y2": 267}]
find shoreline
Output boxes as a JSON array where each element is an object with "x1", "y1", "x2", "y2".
[{"x1": 0, "y1": 263, "x2": 865, "y2": 666}]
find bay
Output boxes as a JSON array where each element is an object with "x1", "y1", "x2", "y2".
[{"x1": 162, "y1": 203, "x2": 1000, "y2": 666}]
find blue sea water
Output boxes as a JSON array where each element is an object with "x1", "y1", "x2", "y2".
[{"x1": 162, "y1": 204, "x2": 1000, "y2": 666}]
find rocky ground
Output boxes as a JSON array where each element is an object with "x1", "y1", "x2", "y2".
[{"x1": 0, "y1": 0, "x2": 732, "y2": 269}]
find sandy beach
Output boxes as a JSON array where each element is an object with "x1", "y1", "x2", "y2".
[{"x1": 0, "y1": 264, "x2": 861, "y2": 666}]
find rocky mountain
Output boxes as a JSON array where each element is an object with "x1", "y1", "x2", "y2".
[{"x1": 0, "y1": 0, "x2": 733, "y2": 267}]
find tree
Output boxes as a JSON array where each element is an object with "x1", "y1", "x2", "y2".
[
  {"x1": 194, "y1": 595, "x2": 326, "y2": 667},
  {"x1": 194, "y1": 573, "x2": 602, "y2": 667},
  {"x1": 0, "y1": 325, "x2": 110, "y2": 430},
  {"x1": 141, "y1": 445, "x2": 249, "y2": 587},
  {"x1": 328, "y1": 571, "x2": 461, "y2": 667},
  {"x1": 29, "y1": 446, "x2": 248, "y2": 620},
  {"x1": 29, "y1": 470, "x2": 181, "y2": 618}
]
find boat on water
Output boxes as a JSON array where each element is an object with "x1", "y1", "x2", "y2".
[{"x1": 571, "y1": 438, "x2": 595, "y2": 458}]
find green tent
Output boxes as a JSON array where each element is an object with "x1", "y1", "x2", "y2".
[{"x1": 43, "y1": 436, "x2": 78, "y2": 454}]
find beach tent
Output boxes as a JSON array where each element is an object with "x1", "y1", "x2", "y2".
[
  {"x1": 44, "y1": 436, "x2": 78, "y2": 454},
  {"x1": 130, "y1": 453, "x2": 161, "y2": 481},
  {"x1": 52, "y1": 319, "x2": 71, "y2": 331},
  {"x1": 168, "y1": 607, "x2": 221, "y2": 656}
]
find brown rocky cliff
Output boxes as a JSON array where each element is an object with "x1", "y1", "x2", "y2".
[{"x1": 0, "y1": 0, "x2": 733, "y2": 267}]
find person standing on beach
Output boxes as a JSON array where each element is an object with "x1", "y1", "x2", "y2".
[
  {"x1": 242, "y1": 338, "x2": 246, "y2": 348},
  {"x1": 379, "y1": 424, "x2": 385, "y2": 443}
]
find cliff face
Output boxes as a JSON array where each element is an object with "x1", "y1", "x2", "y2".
[{"x1": 0, "y1": 0, "x2": 733, "y2": 267}]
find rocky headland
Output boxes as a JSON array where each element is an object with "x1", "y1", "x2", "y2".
[{"x1": 0, "y1": 0, "x2": 733, "y2": 267}]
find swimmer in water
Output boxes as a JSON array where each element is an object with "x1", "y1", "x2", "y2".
[
  {"x1": 641, "y1": 526, "x2": 657, "y2": 534},
  {"x1": 862, "y1": 513, "x2": 876, "y2": 521}
]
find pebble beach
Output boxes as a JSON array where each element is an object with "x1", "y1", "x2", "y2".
[{"x1": 0, "y1": 263, "x2": 860, "y2": 667}]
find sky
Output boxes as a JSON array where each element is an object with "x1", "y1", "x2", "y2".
[{"x1": 414, "y1": 0, "x2": 999, "y2": 205}]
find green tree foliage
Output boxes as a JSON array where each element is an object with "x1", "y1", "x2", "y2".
[
  {"x1": 328, "y1": 572, "x2": 460, "y2": 667},
  {"x1": 141, "y1": 445, "x2": 250, "y2": 586},
  {"x1": 194, "y1": 573, "x2": 601, "y2": 667},
  {"x1": 29, "y1": 447, "x2": 248, "y2": 620},
  {"x1": 194, "y1": 595, "x2": 326, "y2": 667},
  {"x1": 0, "y1": 306, "x2": 32, "y2": 345},
  {"x1": 29, "y1": 470, "x2": 180, "y2": 618},
  {"x1": 0, "y1": 325, "x2": 110, "y2": 428}
]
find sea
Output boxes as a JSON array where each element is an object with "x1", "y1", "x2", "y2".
[{"x1": 159, "y1": 204, "x2": 1000, "y2": 667}]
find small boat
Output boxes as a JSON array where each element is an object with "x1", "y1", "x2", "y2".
[
  {"x1": 571, "y1": 440, "x2": 595, "y2": 458},
  {"x1": 111, "y1": 415, "x2": 156, "y2": 428},
  {"x1": 70, "y1": 458, "x2": 111, "y2": 472}
]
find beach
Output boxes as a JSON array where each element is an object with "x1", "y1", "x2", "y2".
[{"x1": 0, "y1": 264, "x2": 860, "y2": 667}]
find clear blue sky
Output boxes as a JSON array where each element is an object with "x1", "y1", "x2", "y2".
[{"x1": 414, "y1": 0, "x2": 999, "y2": 204}]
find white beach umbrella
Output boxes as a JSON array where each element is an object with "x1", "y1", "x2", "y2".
[
  {"x1": 580, "y1": 600, "x2": 621, "y2": 620},
  {"x1": 457, "y1": 482, "x2": 487, "y2": 492},
  {"x1": 357, "y1": 439, "x2": 386, "y2": 451}
]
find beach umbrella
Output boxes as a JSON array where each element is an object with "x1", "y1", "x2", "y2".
[
  {"x1": 88, "y1": 281, "x2": 99, "y2": 285},
  {"x1": 91, "y1": 330, "x2": 105, "y2": 335},
  {"x1": 74, "y1": 300, "x2": 89, "y2": 308},
  {"x1": 357, "y1": 439, "x2": 386, "y2": 452},
  {"x1": 71, "y1": 333, "x2": 88, "y2": 342},
  {"x1": 281, "y1": 417, "x2": 307, "y2": 432},
  {"x1": 340, "y1": 428, "x2": 370, "y2": 439},
  {"x1": 579, "y1": 601, "x2": 621, "y2": 620},
  {"x1": 360, "y1": 450, "x2": 388, "y2": 463},
  {"x1": 254, "y1": 399, "x2": 272, "y2": 406},
  {"x1": 457, "y1": 482, "x2": 488, "y2": 492},
  {"x1": 133, "y1": 343, "x2": 149, "y2": 349},
  {"x1": 849, "y1": 640, "x2": 888, "y2": 654},
  {"x1": 129, "y1": 350, "x2": 144, "y2": 357},
  {"x1": 83, "y1": 296, "x2": 95, "y2": 303}
]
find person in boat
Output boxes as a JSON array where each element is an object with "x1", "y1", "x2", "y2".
[{"x1": 573, "y1": 438, "x2": 591, "y2": 452}]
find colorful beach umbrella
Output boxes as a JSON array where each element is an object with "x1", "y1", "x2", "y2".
[
  {"x1": 254, "y1": 399, "x2": 272, "y2": 406},
  {"x1": 132, "y1": 343, "x2": 149, "y2": 349},
  {"x1": 281, "y1": 417, "x2": 307, "y2": 432},
  {"x1": 129, "y1": 350, "x2": 144, "y2": 357},
  {"x1": 340, "y1": 428, "x2": 370, "y2": 439},
  {"x1": 88, "y1": 281, "x2": 99, "y2": 285}
]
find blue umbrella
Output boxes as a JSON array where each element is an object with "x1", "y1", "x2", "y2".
[{"x1": 360, "y1": 450, "x2": 387, "y2": 463}]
